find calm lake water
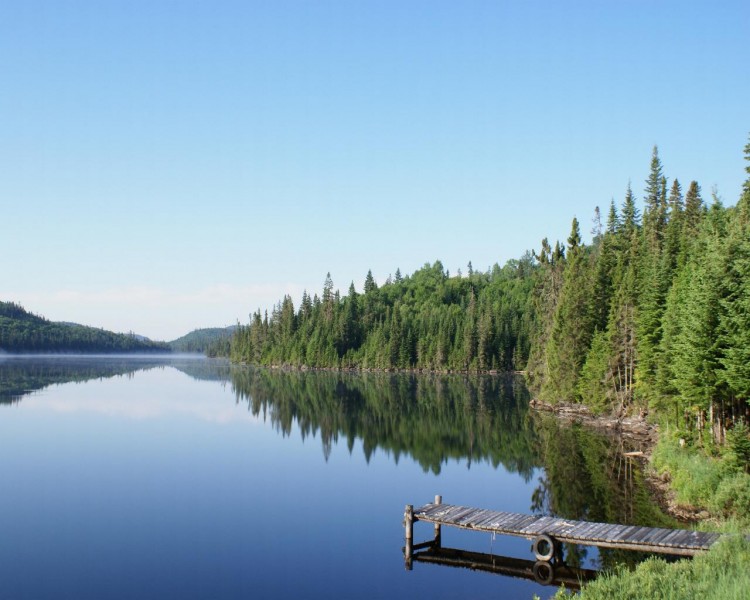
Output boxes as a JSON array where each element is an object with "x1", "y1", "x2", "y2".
[{"x1": 0, "y1": 356, "x2": 670, "y2": 599}]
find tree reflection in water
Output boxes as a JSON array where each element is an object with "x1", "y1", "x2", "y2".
[{"x1": 2, "y1": 356, "x2": 673, "y2": 571}]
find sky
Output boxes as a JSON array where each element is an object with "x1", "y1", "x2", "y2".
[{"x1": 1, "y1": 1, "x2": 748, "y2": 341}]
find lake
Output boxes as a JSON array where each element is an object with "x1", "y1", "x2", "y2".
[{"x1": 0, "y1": 356, "x2": 670, "y2": 599}]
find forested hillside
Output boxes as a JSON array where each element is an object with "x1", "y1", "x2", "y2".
[
  {"x1": 230, "y1": 137, "x2": 750, "y2": 429},
  {"x1": 169, "y1": 326, "x2": 236, "y2": 355},
  {"x1": 231, "y1": 259, "x2": 534, "y2": 372},
  {"x1": 0, "y1": 302, "x2": 170, "y2": 353}
]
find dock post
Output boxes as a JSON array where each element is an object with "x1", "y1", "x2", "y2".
[
  {"x1": 404, "y1": 504, "x2": 414, "y2": 570},
  {"x1": 433, "y1": 495, "x2": 442, "y2": 548}
]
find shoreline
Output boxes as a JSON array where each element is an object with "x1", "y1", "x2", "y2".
[
  {"x1": 234, "y1": 361, "x2": 710, "y2": 525},
  {"x1": 528, "y1": 398, "x2": 709, "y2": 524},
  {"x1": 237, "y1": 362, "x2": 525, "y2": 375}
]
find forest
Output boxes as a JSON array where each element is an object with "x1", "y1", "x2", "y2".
[
  {"x1": 168, "y1": 326, "x2": 236, "y2": 354},
  {"x1": 0, "y1": 301, "x2": 170, "y2": 353},
  {"x1": 229, "y1": 136, "x2": 750, "y2": 431}
]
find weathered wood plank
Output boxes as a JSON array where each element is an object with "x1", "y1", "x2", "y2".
[
  {"x1": 584, "y1": 523, "x2": 610, "y2": 541},
  {"x1": 521, "y1": 515, "x2": 556, "y2": 535},
  {"x1": 649, "y1": 529, "x2": 677, "y2": 547},
  {"x1": 613, "y1": 525, "x2": 639, "y2": 542},
  {"x1": 471, "y1": 509, "x2": 500, "y2": 529},
  {"x1": 457, "y1": 508, "x2": 485, "y2": 526},
  {"x1": 600, "y1": 525, "x2": 624, "y2": 543},
  {"x1": 660, "y1": 530, "x2": 687, "y2": 547},
  {"x1": 490, "y1": 512, "x2": 523, "y2": 530}
]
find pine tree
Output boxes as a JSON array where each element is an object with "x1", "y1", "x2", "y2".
[
  {"x1": 541, "y1": 218, "x2": 593, "y2": 402},
  {"x1": 589, "y1": 221, "x2": 616, "y2": 332},
  {"x1": 643, "y1": 146, "x2": 667, "y2": 245},
  {"x1": 620, "y1": 183, "x2": 640, "y2": 237},
  {"x1": 606, "y1": 200, "x2": 619, "y2": 235},
  {"x1": 662, "y1": 179, "x2": 684, "y2": 277},
  {"x1": 364, "y1": 270, "x2": 377, "y2": 294},
  {"x1": 718, "y1": 136, "x2": 750, "y2": 402},
  {"x1": 671, "y1": 202, "x2": 727, "y2": 416},
  {"x1": 683, "y1": 181, "x2": 705, "y2": 242}
]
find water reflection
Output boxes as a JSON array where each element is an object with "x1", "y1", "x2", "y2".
[
  {"x1": 409, "y1": 545, "x2": 598, "y2": 590},
  {"x1": 0, "y1": 355, "x2": 173, "y2": 404},
  {"x1": 1, "y1": 357, "x2": 671, "y2": 546},
  {"x1": 228, "y1": 368, "x2": 538, "y2": 477}
]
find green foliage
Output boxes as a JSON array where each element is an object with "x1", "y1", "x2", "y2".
[
  {"x1": 711, "y1": 472, "x2": 750, "y2": 518},
  {"x1": 230, "y1": 259, "x2": 534, "y2": 372},
  {"x1": 551, "y1": 536, "x2": 750, "y2": 600},
  {"x1": 540, "y1": 218, "x2": 594, "y2": 403},
  {"x1": 169, "y1": 326, "x2": 236, "y2": 354},
  {"x1": 651, "y1": 434, "x2": 750, "y2": 526},
  {"x1": 0, "y1": 301, "x2": 170, "y2": 354},
  {"x1": 576, "y1": 329, "x2": 613, "y2": 413},
  {"x1": 727, "y1": 422, "x2": 750, "y2": 472}
]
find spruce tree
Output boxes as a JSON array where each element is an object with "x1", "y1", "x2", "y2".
[{"x1": 541, "y1": 218, "x2": 593, "y2": 402}]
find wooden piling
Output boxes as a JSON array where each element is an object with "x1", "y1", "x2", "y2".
[
  {"x1": 433, "y1": 495, "x2": 442, "y2": 547},
  {"x1": 404, "y1": 504, "x2": 414, "y2": 570}
]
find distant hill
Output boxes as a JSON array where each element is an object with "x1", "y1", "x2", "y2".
[
  {"x1": 169, "y1": 326, "x2": 236, "y2": 355},
  {"x1": 56, "y1": 321, "x2": 152, "y2": 342},
  {"x1": 0, "y1": 301, "x2": 170, "y2": 354}
]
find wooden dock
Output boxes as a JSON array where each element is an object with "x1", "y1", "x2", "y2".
[{"x1": 404, "y1": 496, "x2": 724, "y2": 564}]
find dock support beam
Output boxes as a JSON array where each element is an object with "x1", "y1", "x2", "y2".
[
  {"x1": 433, "y1": 495, "x2": 442, "y2": 548},
  {"x1": 404, "y1": 504, "x2": 414, "y2": 570}
]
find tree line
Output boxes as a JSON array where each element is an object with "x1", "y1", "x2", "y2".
[
  {"x1": 0, "y1": 301, "x2": 170, "y2": 353},
  {"x1": 230, "y1": 259, "x2": 533, "y2": 372},
  {"x1": 228, "y1": 137, "x2": 750, "y2": 430}
]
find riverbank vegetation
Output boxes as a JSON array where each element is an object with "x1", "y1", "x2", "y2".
[
  {"x1": 651, "y1": 430, "x2": 750, "y2": 528},
  {"x1": 550, "y1": 535, "x2": 750, "y2": 600}
]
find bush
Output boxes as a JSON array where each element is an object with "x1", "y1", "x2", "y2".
[
  {"x1": 727, "y1": 422, "x2": 750, "y2": 472},
  {"x1": 711, "y1": 471, "x2": 750, "y2": 518},
  {"x1": 651, "y1": 435, "x2": 722, "y2": 507}
]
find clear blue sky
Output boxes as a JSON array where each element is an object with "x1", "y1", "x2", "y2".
[{"x1": 1, "y1": 1, "x2": 748, "y2": 340}]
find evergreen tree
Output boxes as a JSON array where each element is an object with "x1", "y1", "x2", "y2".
[
  {"x1": 364, "y1": 270, "x2": 377, "y2": 294},
  {"x1": 541, "y1": 218, "x2": 593, "y2": 402},
  {"x1": 643, "y1": 146, "x2": 666, "y2": 244},
  {"x1": 606, "y1": 200, "x2": 619, "y2": 235},
  {"x1": 670, "y1": 202, "x2": 727, "y2": 415},
  {"x1": 620, "y1": 183, "x2": 639, "y2": 235}
]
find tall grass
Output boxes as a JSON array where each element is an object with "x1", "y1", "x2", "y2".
[
  {"x1": 550, "y1": 536, "x2": 750, "y2": 600},
  {"x1": 651, "y1": 432, "x2": 750, "y2": 526}
]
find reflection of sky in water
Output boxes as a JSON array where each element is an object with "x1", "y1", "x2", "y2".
[
  {"x1": 21, "y1": 366, "x2": 261, "y2": 424},
  {"x1": 0, "y1": 358, "x2": 567, "y2": 599}
]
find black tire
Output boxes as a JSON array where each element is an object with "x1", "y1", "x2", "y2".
[{"x1": 532, "y1": 533, "x2": 556, "y2": 561}]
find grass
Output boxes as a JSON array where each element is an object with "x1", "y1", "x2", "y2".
[
  {"x1": 651, "y1": 430, "x2": 750, "y2": 526},
  {"x1": 549, "y1": 535, "x2": 750, "y2": 599}
]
